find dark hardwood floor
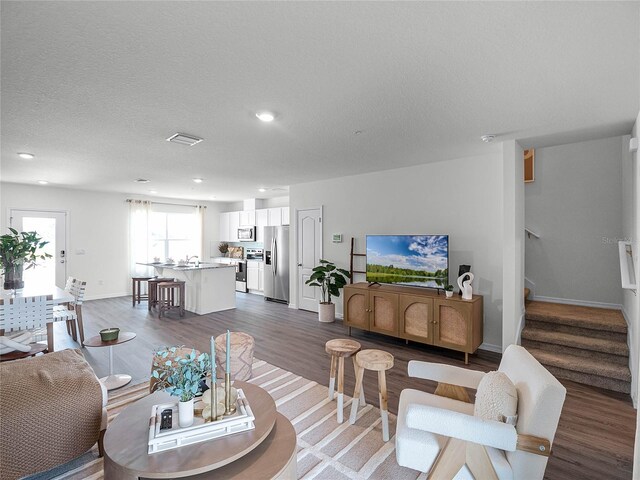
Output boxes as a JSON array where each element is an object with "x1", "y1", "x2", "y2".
[{"x1": 56, "y1": 292, "x2": 635, "y2": 479}]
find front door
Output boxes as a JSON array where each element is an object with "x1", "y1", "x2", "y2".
[
  {"x1": 297, "y1": 207, "x2": 322, "y2": 312},
  {"x1": 9, "y1": 209, "x2": 67, "y2": 288}
]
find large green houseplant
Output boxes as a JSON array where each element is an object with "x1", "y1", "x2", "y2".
[
  {"x1": 305, "y1": 259, "x2": 350, "y2": 323},
  {"x1": 0, "y1": 228, "x2": 51, "y2": 290}
]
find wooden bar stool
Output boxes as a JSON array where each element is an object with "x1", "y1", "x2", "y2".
[
  {"x1": 147, "y1": 278, "x2": 174, "y2": 311},
  {"x1": 157, "y1": 281, "x2": 185, "y2": 318},
  {"x1": 131, "y1": 277, "x2": 152, "y2": 307},
  {"x1": 349, "y1": 349, "x2": 394, "y2": 441},
  {"x1": 325, "y1": 338, "x2": 364, "y2": 423}
]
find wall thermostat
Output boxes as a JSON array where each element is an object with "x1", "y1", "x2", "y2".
[{"x1": 332, "y1": 233, "x2": 343, "y2": 243}]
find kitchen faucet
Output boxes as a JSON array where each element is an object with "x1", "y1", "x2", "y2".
[{"x1": 186, "y1": 255, "x2": 199, "y2": 267}]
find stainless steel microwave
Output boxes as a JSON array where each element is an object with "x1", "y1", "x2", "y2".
[{"x1": 237, "y1": 226, "x2": 256, "y2": 241}]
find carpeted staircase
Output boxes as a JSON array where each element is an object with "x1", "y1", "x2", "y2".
[{"x1": 521, "y1": 301, "x2": 631, "y2": 394}]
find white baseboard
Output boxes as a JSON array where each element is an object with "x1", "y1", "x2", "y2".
[
  {"x1": 479, "y1": 343, "x2": 502, "y2": 353},
  {"x1": 288, "y1": 303, "x2": 298, "y2": 309},
  {"x1": 84, "y1": 292, "x2": 128, "y2": 301},
  {"x1": 336, "y1": 313, "x2": 344, "y2": 320},
  {"x1": 531, "y1": 295, "x2": 622, "y2": 310}
]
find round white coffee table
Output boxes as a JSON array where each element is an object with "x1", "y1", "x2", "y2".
[{"x1": 84, "y1": 332, "x2": 136, "y2": 390}]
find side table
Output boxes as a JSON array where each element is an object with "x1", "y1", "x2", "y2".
[{"x1": 84, "y1": 331, "x2": 136, "y2": 390}]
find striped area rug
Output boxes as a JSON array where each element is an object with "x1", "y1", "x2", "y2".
[{"x1": 38, "y1": 359, "x2": 424, "y2": 480}]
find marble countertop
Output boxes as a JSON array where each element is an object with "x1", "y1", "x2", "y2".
[{"x1": 138, "y1": 262, "x2": 235, "y2": 270}]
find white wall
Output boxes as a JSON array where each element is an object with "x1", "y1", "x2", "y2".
[
  {"x1": 525, "y1": 136, "x2": 624, "y2": 307},
  {"x1": 0, "y1": 182, "x2": 223, "y2": 299},
  {"x1": 289, "y1": 152, "x2": 505, "y2": 350},
  {"x1": 502, "y1": 140, "x2": 526, "y2": 350}
]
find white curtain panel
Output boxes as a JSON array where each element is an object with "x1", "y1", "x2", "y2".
[{"x1": 128, "y1": 200, "x2": 152, "y2": 277}]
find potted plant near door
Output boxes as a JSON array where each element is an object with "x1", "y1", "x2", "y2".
[
  {"x1": 0, "y1": 228, "x2": 51, "y2": 290},
  {"x1": 151, "y1": 347, "x2": 211, "y2": 428},
  {"x1": 305, "y1": 259, "x2": 351, "y2": 323}
]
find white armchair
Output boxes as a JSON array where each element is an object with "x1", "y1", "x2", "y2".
[{"x1": 396, "y1": 345, "x2": 566, "y2": 479}]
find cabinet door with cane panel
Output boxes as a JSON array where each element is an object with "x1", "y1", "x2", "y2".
[
  {"x1": 433, "y1": 300, "x2": 473, "y2": 351},
  {"x1": 369, "y1": 291, "x2": 399, "y2": 336},
  {"x1": 344, "y1": 289, "x2": 369, "y2": 330},
  {"x1": 399, "y1": 295, "x2": 434, "y2": 343}
]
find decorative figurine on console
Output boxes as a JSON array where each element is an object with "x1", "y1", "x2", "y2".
[{"x1": 457, "y1": 271, "x2": 474, "y2": 300}]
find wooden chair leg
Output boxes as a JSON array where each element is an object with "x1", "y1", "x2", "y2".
[
  {"x1": 68, "y1": 319, "x2": 78, "y2": 341},
  {"x1": 328, "y1": 355, "x2": 337, "y2": 400},
  {"x1": 349, "y1": 362, "x2": 365, "y2": 424},
  {"x1": 466, "y1": 442, "x2": 499, "y2": 480},
  {"x1": 132, "y1": 279, "x2": 136, "y2": 307},
  {"x1": 46, "y1": 322, "x2": 54, "y2": 353},
  {"x1": 76, "y1": 306, "x2": 85, "y2": 345},
  {"x1": 378, "y1": 370, "x2": 389, "y2": 441},
  {"x1": 427, "y1": 437, "x2": 467, "y2": 480},
  {"x1": 337, "y1": 356, "x2": 345, "y2": 423}
]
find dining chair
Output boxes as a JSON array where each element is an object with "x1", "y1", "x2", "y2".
[
  {"x1": 0, "y1": 295, "x2": 54, "y2": 361},
  {"x1": 53, "y1": 278, "x2": 87, "y2": 345}
]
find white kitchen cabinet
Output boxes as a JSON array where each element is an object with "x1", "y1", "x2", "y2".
[
  {"x1": 247, "y1": 260, "x2": 263, "y2": 293},
  {"x1": 219, "y1": 212, "x2": 230, "y2": 242},
  {"x1": 256, "y1": 209, "x2": 268, "y2": 243},
  {"x1": 281, "y1": 207, "x2": 290, "y2": 225},
  {"x1": 259, "y1": 262, "x2": 264, "y2": 292},
  {"x1": 268, "y1": 207, "x2": 282, "y2": 227},
  {"x1": 228, "y1": 211, "x2": 240, "y2": 242},
  {"x1": 239, "y1": 210, "x2": 255, "y2": 226}
]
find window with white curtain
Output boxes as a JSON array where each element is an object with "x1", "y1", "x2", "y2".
[{"x1": 128, "y1": 200, "x2": 205, "y2": 276}]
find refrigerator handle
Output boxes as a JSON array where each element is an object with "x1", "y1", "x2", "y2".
[{"x1": 273, "y1": 237, "x2": 277, "y2": 276}]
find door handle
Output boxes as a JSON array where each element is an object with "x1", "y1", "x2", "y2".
[{"x1": 297, "y1": 263, "x2": 302, "y2": 267}]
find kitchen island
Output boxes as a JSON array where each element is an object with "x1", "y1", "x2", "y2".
[{"x1": 138, "y1": 262, "x2": 236, "y2": 315}]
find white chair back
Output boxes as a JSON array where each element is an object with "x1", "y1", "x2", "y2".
[
  {"x1": 67, "y1": 278, "x2": 87, "y2": 306},
  {"x1": 0, "y1": 295, "x2": 54, "y2": 332},
  {"x1": 499, "y1": 344, "x2": 567, "y2": 480}
]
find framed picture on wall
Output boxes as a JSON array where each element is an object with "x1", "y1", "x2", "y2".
[{"x1": 524, "y1": 149, "x2": 535, "y2": 183}]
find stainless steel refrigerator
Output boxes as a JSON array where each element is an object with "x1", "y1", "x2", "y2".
[{"x1": 263, "y1": 226, "x2": 290, "y2": 303}]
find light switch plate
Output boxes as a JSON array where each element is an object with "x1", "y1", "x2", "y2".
[{"x1": 332, "y1": 233, "x2": 343, "y2": 243}]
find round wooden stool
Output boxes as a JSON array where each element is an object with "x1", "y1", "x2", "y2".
[
  {"x1": 325, "y1": 338, "x2": 364, "y2": 423},
  {"x1": 147, "y1": 277, "x2": 174, "y2": 311},
  {"x1": 131, "y1": 276, "x2": 152, "y2": 307},
  {"x1": 157, "y1": 281, "x2": 185, "y2": 318},
  {"x1": 350, "y1": 349, "x2": 394, "y2": 441}
]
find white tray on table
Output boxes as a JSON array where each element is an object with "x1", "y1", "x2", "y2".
[{"x1": 148, "y1": 388, "x2": 255, "y2": 454}]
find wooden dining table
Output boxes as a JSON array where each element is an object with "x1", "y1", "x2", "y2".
[{"x1": 1, "y1": 285, "x2": 75, "y2": 352}]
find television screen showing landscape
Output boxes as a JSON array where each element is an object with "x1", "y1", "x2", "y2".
[{"x1": 366, "y1": 235, "x2": 449, "y2": 288}]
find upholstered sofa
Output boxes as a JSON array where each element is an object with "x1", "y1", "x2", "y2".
[{"x1": 0, "y1": 349, "x2": 107, "y2": 480}]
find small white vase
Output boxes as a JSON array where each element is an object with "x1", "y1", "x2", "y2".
[
  {"x1": 318, "y1": 302, "x2": 335, "y2": 323},
  {"x1": 445, "y1": 290, "x2": 453, "y2": 298},
  {"x1": 178, "y1": 398, "x2": 194, "y2": 428}
]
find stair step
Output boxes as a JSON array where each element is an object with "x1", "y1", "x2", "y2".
[
  {"x1": 526, "y1": 347, "x2": 631, "y2": 383},
  {"x1": 524, "y1": 319, "x2": 627, "y2": 342},
  {"x1": 521, "y1": 339, "x2": 629, "y2": 365},
  {"x1": 543, "y1": 364, "x2": 630, "y2": 394},
  {"x1": 521, "y1": 327, "x2": 629, "y2": 357},
  {"x1": 525, "y1": 301, "x2": 626, "y2": 334}
]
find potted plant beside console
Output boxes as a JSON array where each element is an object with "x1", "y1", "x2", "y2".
[
  {"x1": 305, "y1": 259, "x2": 351, "y2": 323},
  {"x1": 0, "y1": 228, "x2": 51, "y2": 290}
]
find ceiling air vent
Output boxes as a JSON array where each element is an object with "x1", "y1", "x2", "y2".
[{"x1": 166, "y1": 133, "x2": 203, "y2": 146}]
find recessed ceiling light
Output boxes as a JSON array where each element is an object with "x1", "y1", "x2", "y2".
[
  {"x1": 149, "y1": 190, "x2": 158, "y2": 194},
  {"x1": 166, "y1": 133, "x2": 203, "y2": 146},
  {"x1": 135, "y1": 178, "x2": 150, "y2": 183},
  {"x1": 481, "y1": 134, "x2": 496, "y2": 143},
  {"x1": 37, "y1": 180, "x2": 48, "y2": 185},
  {"x1": 256, "y1": 111, "x2": 275, "y2": 123},
  {"x1": 18, "y1": 152, "x2": 35, "y2": 160},
  {"x1": 193, "y1": 178, "x2": 204, "y2": 183},
  {"x1": 258, "y1": 188, "x2": 267, "y2": 192}
]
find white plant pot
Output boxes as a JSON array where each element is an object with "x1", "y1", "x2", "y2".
[
  {"x1": 178, "y1": 398, "x2": 194, "y2": 428},
  {"x1": 318, "y1": 302, "x2": 336, "y2": 323},
  {"x1": 445, "y1": 290, "x2": 454, "y2": 298}
]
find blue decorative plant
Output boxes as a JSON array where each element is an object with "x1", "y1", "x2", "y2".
[{"x1": 151, "y1": 347, "x2": 211, "y2": 402}]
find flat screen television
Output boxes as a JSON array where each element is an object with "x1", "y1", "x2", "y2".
[{"x1": 366, "y1": 235, "x2": 449, "y2": 288}]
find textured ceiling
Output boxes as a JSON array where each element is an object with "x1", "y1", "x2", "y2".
[{"x1": 1, "y1": 1, "x2": 638, "y2": 201}]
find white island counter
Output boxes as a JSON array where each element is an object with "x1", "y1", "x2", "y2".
[{"x1": 138, "y1": 262, "x2": 236, "y2": 314}]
